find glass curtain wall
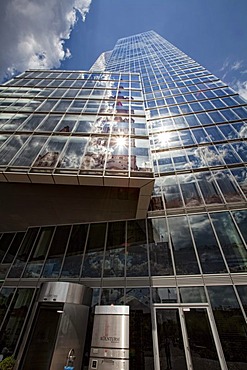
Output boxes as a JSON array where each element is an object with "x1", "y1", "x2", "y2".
[{"x1": 0, "y1": 31, "x2": 247, "y2": 369}]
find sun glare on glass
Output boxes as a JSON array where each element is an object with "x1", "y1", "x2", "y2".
[
  {"x1": 158, "y1": 131, "x2": 171, "y2": 145},
  {"x1": 115, "y1": 136, "x2": 127, "y2": 147}
]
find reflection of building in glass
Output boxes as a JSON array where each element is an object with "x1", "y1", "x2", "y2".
[{"x1": 0, "y1": 31, "x2": 247, "y2": 369}]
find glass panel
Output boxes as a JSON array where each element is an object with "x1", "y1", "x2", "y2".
[
  {"x1": 23, "y1": 227, "x2": 54, "y2": 278},
  {"x1": 230, "y1": 167, "x2": 247, "y2": 195},
  {"x1": 54, "y1": 117, "x2": 77, "y2": 132},
  {"x1": 0, "y1": 288, "x2": 34, "y2": 356},
  {"x1": 131, "y1": 138, "x2": 150, "y2": 173},
  {"x1": 149, "y1": 196, "x2": 164, "y2": 211},
  {"x1": 157, "y1": 152, "x2": 174, "y2": 172},
  {"x1": 106, "y1": 135, "x2": 129, "y2": 172},
  {"x1": 232, "y1": 210, "x2": 247, "y2": 243},
  {"x1": 231, "y1": 142, "x2": 247, "y2": 162},
  {"x1": 195, "y1": 146, "x2": 223, "y2": 167},
  {"x1": 235, "y1": 122, "x2": 247, "y2": 138},
  {"x1": 214, "y1": 170, "x2": 244, "y2": 202},
  {"x1": 59, "y1": 137, "x2": 88, "y2": 169},
  {"x1": 156, "y1": 309, "x2": 187, "y2": 370},
  {"x1": 35, "y1": 115, "x2": 62, "y2": 131},
  {"x1": 32, "y1": 136, "x2": 66, "y2": 168},
  {"x1": 126, "y1": 288, "x2": 154, "y2": 370},
  {"x1": 179, "y1": 287, "x2": 207, "y2": 303},
  {"x1": 162, "y1": 176, "x2": 183, "y2": 209},
  {"x1": 174, "y1": 116, "x2": 188, "y2": 128},
  {"x1": 149, "y1": 219, "x2": 174, "y2": 275},
  {"x1": 0, "y1": 288, "x2": 15, "y2": 325},
  {"x1": 0, "y1": 234, "x2": 15, "y2": 262},
  {"x1": 74, "y1": 119, "x2": 95, "y2": 133},
  {"x1": 171, "y1": 149, "x2": 188, "y2": 170},
  {"x1": 189, "y1": 214, "x2": 227, "y2": 273},
  {"x1": 208, "y1": 286, "x2": 247, "y2": 369},
  {"x1": 217, "y1": 144, "x2": 241, "y2": 165},
  {"x1": 168, "y1": 216, "x2": 200, "y2": 275},
  {"x1": 0, "y1": 264, "x2": 10, "y2": 281},
  {"x1": 82, "y1": 223, "x2": 106, "y2": 278},
  {"x1": 218, "y1": 124, "x2": 239, "y2": 140},
  {"x1": 1, "y1": 114, "x2": 27, "y2": 131},
  {"x1": 126, "y1": 220, "x2": 148, "y2": 277},
  {"x1": 183, "y1": 308, "x2": 221, "y2": 369},
  {"x1": 0, "y1": 135, "x2": 28, "y2": 166},
  {"x1": 81, "y1": 136, "x2": 108, "y2": 171},
  {"x1": 100, "y1": 288, "x2": 124, "y2": 305},
  {"x1": 42, "y1": 225, "x2": 71, "y2": 278},
  {"x1": 7, "y1": 228, "x2": 39, "y2": 278},
  {"x1": 193, "y1": 128, "x2": 208, "y2": 144},
  {"x1": 236, "y1": 285, "x2": 247, "y2": 315},
  {"x1": 61, "y1": 224, "x2": 88, "y2": 278},
  {"x1": 196, "y1": 172, "x2": 223, "y2": 204},
  {"x1": 10, "y1": 136, "x2": 47, "y2": 167},
  {"x1": 53, "y1": 100, "x2": 71, "y2": 112},
  {"x1": 180, "y1": 129, "x2": 195, "y2": 146},
  {"x1": 0, "y1": 134, "x2": 9, "y2": 149},
  {"x1": 20, "y1": 114, "x2": 45, "y2": 131},
  {"x1": 152, "y1": 288, "x2": 177, "y2": 303},
  {"x1": 205, "y1": 126, "x2": 224, "y2": 141},
  {"x1": 2, "y1": 233, "x2": 25, "y2": 264},
  {"x1": 179, "y1": 173, "x2": 203, "y2": 207},
  {"x1": 104, "y1": 221, "x2": 125, "y2": 278},
  {"x1": 211, "y1": 212, "x2": 247, "y2": 272},
  {"x1": 36, "y1": 100, "x2": 59, "y2": 112}
]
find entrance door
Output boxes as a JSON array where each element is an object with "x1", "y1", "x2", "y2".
[
  {"x1": 20, "y1": 304, "x2": 63, "y2": 370},
  {"x1": 154, "y1": 306, "x2": 225, "y2": 370}
]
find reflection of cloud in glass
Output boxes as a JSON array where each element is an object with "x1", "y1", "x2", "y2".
[
  {"x1": 195, "y1": 146, "x2": 222, "y2": 166},
  {"x1": 239, "y1": 123, "x2": 247, "y2": 138},
  {"x1": 232, "y1": 210, "x2": 247, "y2": 224},
  {"x1": 188, "y1": 214, "x2": 211, "y2": 232},
  {"x1": 212, "y1": 171, "x2": 227, "y2": 181},
  {"x1": 178, "y1": 173, "x2": 195, "y2": 184},
  {"x1": 61, "y1": 154, "x2": 81, "y2": 168},
  {"x1": 232, "y1": 168, "x2": 247, "y2": 192}
]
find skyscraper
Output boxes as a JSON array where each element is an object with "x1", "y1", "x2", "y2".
[{"x1": 0, "y1": 31, "x2": 247, "y2": 370}]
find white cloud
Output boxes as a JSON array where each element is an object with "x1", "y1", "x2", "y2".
[
  {"x1": 231, "y1": 60, "x2": 243, "y2": 71},
  {"x1": 220, "y1": 58, "x2": 243, "y2": 73},
  {"x1": 233, "y1": 80, "x2": 247, "y2": 100},
  {"x1": 220, "y1": 57, "x2": 230, "y2": 72},
  {"x1": 219, "y1": 58, "x2": 245, "y2": 82},
  {"x1": 0, "y1": 0, "x2": 92, "y2": 82}
]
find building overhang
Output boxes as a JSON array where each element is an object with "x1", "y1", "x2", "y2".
[{"x1": 0, "y1": 173, "x2": 154, "y2": 232}]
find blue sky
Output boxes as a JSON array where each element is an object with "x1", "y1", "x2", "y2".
[{"x1": 0, "y1": 0, "x2": 247, "y2": 97}]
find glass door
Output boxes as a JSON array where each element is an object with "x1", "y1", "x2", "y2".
[{"x1": 154, "y1": 306, "x2": 225, "y2": 370}]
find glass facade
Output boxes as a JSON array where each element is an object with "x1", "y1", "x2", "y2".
[
  {"x1": 0, "y1": 31, "x2": 247, "y2": 369},
  {"x1": 0, "y1": 71, "x2": 152, "y2": 179}
]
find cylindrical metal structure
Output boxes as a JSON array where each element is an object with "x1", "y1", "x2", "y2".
[
  {"x1": 89, "y1": 305, "x2": 129, "y2": 370},
  {"x1": 17, "y1": 282, "x2": 92, "y2": 370}
]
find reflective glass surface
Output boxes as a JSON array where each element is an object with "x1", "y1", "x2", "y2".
[
  {"x1": 211, "y1": 213, "x2": 247, "y2": 272},
  {"x1": 168, "y1": 216, "x2": 200, "y2": 274},
  {"x1": 61, "y1": 224, "x2": 88, "y2": 278},
  {"x1": 104, "y1": 221, "x2": 125, "y2": 278},
  {"x1": 156, "y1": 309, "x2": 187, "y2": 370},
  {"x1": 188, "y1": 214, "x2": 227, "y2": 273},
  {"x1": 208, "y1": 286, "x2": 247, "y2": 368}
]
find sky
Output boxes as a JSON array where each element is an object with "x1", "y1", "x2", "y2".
[{"x1": 0, "y1": 0, "x2": 247, "y2": 98}]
